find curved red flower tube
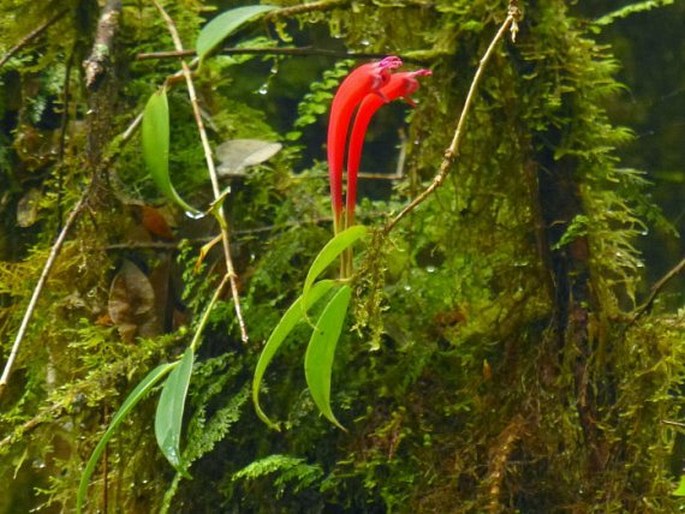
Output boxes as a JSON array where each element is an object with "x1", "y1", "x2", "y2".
[
  {"x1": 344, "y1": 69, "x2": 432, "y2": 228},
  {"x1": 327, "y1": 56, "x2": 402, "y2": 233}
]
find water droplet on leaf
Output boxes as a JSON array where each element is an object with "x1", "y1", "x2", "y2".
[{"x1": 184, "y1": 210, "x2": 206, "y2": 220}]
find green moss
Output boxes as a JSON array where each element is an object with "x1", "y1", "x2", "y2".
[{"x1": 0, "y1": 0, "x2": 683, "y2": 512}]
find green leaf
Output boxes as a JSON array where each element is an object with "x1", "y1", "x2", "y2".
[
  {"x1": 142, "y1": 89, "x2": 200, "y2": 214},
  {"x1": 77, "y1": 363, "x2": 176, "y2": 514},
  {"x1": 253, "y1": 279, "x2": 336, "y2": 430},
  {"x1": 302, "y1": 225, "x2": 367, "y2": 307},
  {"x1": 196, "y1": 5, "x2": 278, "y2": 63},
  {"x1": 304, "y1": 285, "x2": 352, "y2": 429},
  {"x1": 674, "y1": 475, "x2": 685, "y2": 496},
  {"x1": 155, "y1": 347, "x2": 195, "y2": 472}
]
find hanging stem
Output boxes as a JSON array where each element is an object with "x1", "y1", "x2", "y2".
[{"x1": 153, "y1": 0, "x2": 248, "y2": 343}]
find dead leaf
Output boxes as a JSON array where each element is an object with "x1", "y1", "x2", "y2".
[
  {"x1": 140, "y1": 204, "x2": 175, "y2": 240},
  {"x1": 16, "y1": 188, "x2": 42, "y2": 227},
  {"x1": 108, "y1": 260, "x2": 158, "y2": 342}
]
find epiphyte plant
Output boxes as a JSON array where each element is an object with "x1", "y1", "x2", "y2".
[
  {"x1": 327, "y1": 58, "x2": 431, "y2": 276},
  {"x1": 252, "y1": 59, "x2": 431, "y2": 431}
]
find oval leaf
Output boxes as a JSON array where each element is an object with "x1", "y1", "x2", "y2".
[
  {"x1": 302, "y1": 225, "x2": 367, "y2": 307},
  {"x1": 304, "y1": 285, "x2": 352, "y2": 429},
  {"x1": 77, "y1": 363, "x2": 176, "y2": 514},
  {"x1": 155, "y1": 347, "x2": 195, "y2": 472},
  {"x1": 196, "y1": 5, "x2": 278, "y2": 63},
  {"x1": 253, "y1": 279, "x2": 336, "y2": 430},
  {"x1": 142, "y1": 89, "x2": 200, "y2": 214}
]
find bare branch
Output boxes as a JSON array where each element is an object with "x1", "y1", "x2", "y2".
[
  {"x1": 265, "y1": 0, "x2": 348, "y2": 20},
  {"x1": 136, "y1": 46, "x2": 429, "y2": 65},
  {"x1": 0, "y1": 192, "x2": 87, "y2": 394},
  {"x1": 83, "y1": 0, "x2": 122, "y2": 90}
]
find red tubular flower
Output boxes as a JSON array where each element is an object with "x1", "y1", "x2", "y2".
[
  {"x1": 327, "y1": 56, "x2": 402, "y2": 233},
  {"x1": 345, "y1": 69, "x2": 432, "y2": 228}
]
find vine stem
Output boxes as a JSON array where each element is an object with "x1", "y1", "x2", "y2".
[
  {"x1": 153, "y1": 1, "x2": 248, "y2": 343},
  {"x1": 383, "y1": 7, "x2": 519, "y2": 234}
]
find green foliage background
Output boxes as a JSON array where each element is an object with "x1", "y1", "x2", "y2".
[{"x1": 0, "y1": 0, "x2": 684, "y2": 512}]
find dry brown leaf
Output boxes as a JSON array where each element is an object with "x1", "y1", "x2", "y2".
[{"x1": 108, "y1": 260, "x2": 158, "y2": 342}]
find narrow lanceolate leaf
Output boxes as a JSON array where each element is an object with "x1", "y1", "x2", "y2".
[
  {"x1": 304, "y1": 285, "x2": 352, "y2": 430},
  {"x1": 196, "y1": 5, "x2": 278, "y2": 63},
  {"x1": 155, "y1": 347, "x2": 195, "y2": 472},
  {"x1": 253, "y1": 280, "x2": 337, "y2": 430},
  {"x1": 77, "y1": 363, "x2": 176, "y2": 514},
  {"x1": 302, "y1": 225, "x2": 367, "y2": 307},
  {"x1": 142, "y1": 89, "x2": 199, "y2": 214}
]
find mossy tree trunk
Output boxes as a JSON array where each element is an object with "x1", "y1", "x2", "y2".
[{"x1": 0, "y1": 1, "x2": 683, "y2": 513}]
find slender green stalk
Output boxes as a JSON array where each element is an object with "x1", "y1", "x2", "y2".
[{"x1": 190, "y1": 273, "x2": 231, "y2": 353}]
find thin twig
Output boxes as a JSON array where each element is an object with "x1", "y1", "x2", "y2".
[
  {"x1": 383, "y1": 7, "x2": 519, "y2": 234},
  {"x1": 190, "y1": 273, "x2": 231, "y2": 353},
  {"x1": 264, "y1": 0, "x2": 348, "y2": 20},
  {"x1": 0, "y1": 404, "x2": 61, "y2": 449},
  {"x1": 137, "y1": 49, "x2": 195, "y2": 60},
  {"x1": 0, "y1": 112, "x2": 145, "y2": 396},
  {"x1": 0, "y1": 349, "x2": 160, "y2": 449},
  {"x1": 104, "y1": 217, "x2": 334, "y2": 252},
  {"x1": 137, "y1": 47, "x2": 387, "y2": 60},
  {"x1": 0, "y1": 8, "x2": 68, "y2": 69},
  {"x1": 137, "y1": 46, "x2": 428, "y2": 65},
  {"x1": 153, "y1": 0, "x2": 248, "y2": 343},
  {"x1": 661, "y1": 419, "x2": 685, "y2": 429},
  {"x1": 632, "y1": 256, "x2": 685, "y2": 321},
  {"x1": 56, "y1": 47, "x2": 76, "y2": 230},
  {"x1": 120, "y1": 112, "x2": 143, "y2": 141},
  {"x1": 219, "y1": 170, "x2": 402, "y2": 180},
  {"x1": 485, "y1": 415, "x2": 526, "y2": 514}
]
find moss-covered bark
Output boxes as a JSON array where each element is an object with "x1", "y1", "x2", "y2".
[{"x1": 0, "y1": 1, "x2": 683, "y2": 513}]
